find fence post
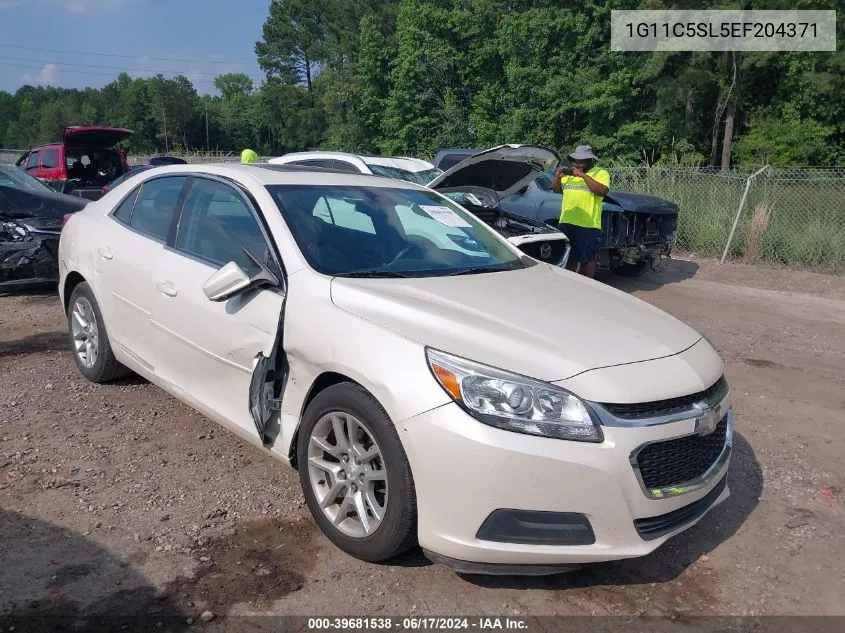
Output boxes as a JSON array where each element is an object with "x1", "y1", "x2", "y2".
[{"x1": 720, "y1": 165, "x2": 769, "y2": 264}]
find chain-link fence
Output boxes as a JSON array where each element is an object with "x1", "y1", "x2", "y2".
[{"x1": 608, "y1": 166, "x2": 845, "y2": 272}]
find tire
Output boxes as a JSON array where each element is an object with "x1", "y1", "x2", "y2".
[
  {"x1": 609, "y1": 256, "x2": 648, "y2": 277},
  {"x1": 67, "y1": 281, "x2": 132, "y2": 383},
  {"x1": 297, "y1": 382, "x2": 417, "y2": 562}
]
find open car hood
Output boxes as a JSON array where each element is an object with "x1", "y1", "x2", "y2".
[
  {"x1": 63, "y1": 126, "x2": 133, "y2": 148},
  {"x1": 427, "y1": 145, "x2": 560, "y2": 200}
]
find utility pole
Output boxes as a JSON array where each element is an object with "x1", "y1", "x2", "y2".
[
  {"x1": 163, "y1": 108, "x2": 169, "y2": 153},
  {"x1": 205, "y1": 102, "x2": 210, "y2": 151}
]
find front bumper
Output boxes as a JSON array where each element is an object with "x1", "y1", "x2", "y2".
[{"x1": 399, "y1": 402, "x2": 731, "y2": 571}]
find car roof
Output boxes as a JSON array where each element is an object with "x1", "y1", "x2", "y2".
[
  {"x1": 360, "y1": 155, "x2": 436, "y2": 172},
  {"x1": 269, "y1": 150, "x2": 366, "y2": 164},
  {"x1": 129, "y1": 162, "x2": 433, "y2": 191},
  {"x1": 270, "y1": 151, "x2": 436, "y2": 173}
]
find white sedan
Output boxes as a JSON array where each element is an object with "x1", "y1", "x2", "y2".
[{"x1": 58, "y1": 163, "x2": 732, "y2": 574}]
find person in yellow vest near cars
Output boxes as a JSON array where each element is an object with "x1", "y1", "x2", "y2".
[
  {"x1": 551, "y1": 145, "x2": 610, "y2": 279},
  {"x1": 240, "y1": 148, "x2": 259, "y2": 164}
]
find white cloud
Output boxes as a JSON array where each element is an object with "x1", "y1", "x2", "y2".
[
  {"x1": 0, "y1": 1, "x2": 22, "y2": 10},
  {"x1": 21, "y1": 63, "x2": 59, "y2": 86}
]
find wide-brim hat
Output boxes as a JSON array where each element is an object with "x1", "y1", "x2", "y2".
[{"x1": 569, "y1": 145, "x2": 598, "y2": 161}]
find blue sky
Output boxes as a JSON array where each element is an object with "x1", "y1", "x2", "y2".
[{"x1": 0, "y1": 0, "x2": 272, "y2": 95}]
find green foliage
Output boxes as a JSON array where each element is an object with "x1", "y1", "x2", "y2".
[
  {"x1": 733, "y1": 105, "x2": 839, "y2": 167},
  {"x1": 0, "y1": 0, "x2": 842, "y2": 167}
]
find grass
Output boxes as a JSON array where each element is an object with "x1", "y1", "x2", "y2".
[{"x1": 609, "y1": 167, "x2": 845, "y2": 272}]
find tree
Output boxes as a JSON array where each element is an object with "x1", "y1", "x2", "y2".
[
  {"x1": 255, "y1": 0, "x2": 324, "y2": 93},
  {"x1": 214, "y1": 73, "x2": 255, "y2": 100}
]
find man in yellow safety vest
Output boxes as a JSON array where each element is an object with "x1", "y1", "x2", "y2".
[
  {"x1": 551, "y1": 145, "x2": 610, "y2": 278},
  {"x1": 240, "y1": 148, "x2": 259, "y2": 164}
]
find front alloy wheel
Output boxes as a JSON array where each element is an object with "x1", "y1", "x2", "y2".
[
  {"x1": 308, "y1": 412, "x2": 388, "y2": 537},
  {"x1": 297, "y1": 383, "x2": 417, "y2": 562}
]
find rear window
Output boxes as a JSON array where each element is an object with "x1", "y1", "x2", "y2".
[{"x1": 127, "y1": 176, "x2": 186, "y2": 242}]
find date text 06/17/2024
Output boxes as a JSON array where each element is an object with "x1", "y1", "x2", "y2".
[{"x1": 307, "y1": 617, "x2": 529, "y2": 630}]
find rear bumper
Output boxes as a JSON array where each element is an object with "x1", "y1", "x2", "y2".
[{"x1": 399, "y1": 403, "x2": 730, "y2": 568}]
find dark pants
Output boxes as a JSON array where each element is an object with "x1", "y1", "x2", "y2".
[{"x1": 559, "y1": 223, "x2": 600, "y2": 263}]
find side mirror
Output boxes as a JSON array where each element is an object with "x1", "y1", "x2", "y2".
[
  {"x1": 202, "y1": 249, "x2": 280, "y2": 302},
  {"x1": 203, "y1": 262, "x2": 252, "y2": 301}
]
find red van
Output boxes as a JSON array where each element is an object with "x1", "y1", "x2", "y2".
[{"x1": 16, "y1": 126, "x2": 133, "y2": 201}]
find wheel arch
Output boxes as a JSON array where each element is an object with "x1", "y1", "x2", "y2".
[
  {"x1": 288, "y1": 371, "x2": 370, "y2": 469},
  {"x1": 63, "y1": 271, "x2": 87, "y2": 314}
]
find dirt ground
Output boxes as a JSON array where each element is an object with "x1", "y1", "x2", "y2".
[{"x1": 1, "y1": 257, "x2": 844, "y2": 631}]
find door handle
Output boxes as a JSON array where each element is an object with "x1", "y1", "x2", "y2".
[
  {"x1": 157, "y1": 281, "x2": 178, "y2": 297},
  {"x1": 98, "y1": 247, "x2": 113, "y2": 260}
]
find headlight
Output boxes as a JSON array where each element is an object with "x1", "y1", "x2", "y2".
[
  {"x1": 0, "y1": 221, "x2": 31, "y2": 242},
  {"x1": 426, "y1": 349, "x2": 603, "y2": 442}
]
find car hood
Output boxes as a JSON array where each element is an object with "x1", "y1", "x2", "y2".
[
  {"x1": 330, "y1": 264, "x2": 702, "y2": 382},
  {"x1": 63, "y1": 126, "x2": 133, "y2": 148},
  {"x1": 0, "y1": 185, "x2": 88, "y2": 222},
  {"x1": 428, "y1": 145, "x2": 560, "y2": 200},
  {"x1": 605, "y1": 190, "x2": 678, "y2": 214}
]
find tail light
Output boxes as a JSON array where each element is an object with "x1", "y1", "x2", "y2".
[{"x1": 62, "y1": 213, "x2": 75, "y2": 227}]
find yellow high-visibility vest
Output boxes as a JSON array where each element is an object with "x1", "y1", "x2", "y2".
[{"x1": 558, "y1": 166, "x2": 610, "y2": 229}]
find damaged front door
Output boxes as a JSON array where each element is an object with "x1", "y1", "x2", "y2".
[
  {"x1": 147, "y1": 176, "x2": 288, "y2": 445},
  {"x1": 248, "y1": 300, "x2": 288, "y2": 444}
]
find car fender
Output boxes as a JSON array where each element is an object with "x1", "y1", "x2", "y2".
[{"x1": 274, "y1": 270, "x2": 452, "y2": 463}]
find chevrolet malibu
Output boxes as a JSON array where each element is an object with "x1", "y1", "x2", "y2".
[{"x1": 58, "y1": 163, "x2": 732, "y2": 574}]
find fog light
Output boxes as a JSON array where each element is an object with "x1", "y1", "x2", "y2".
[{"x1": 476, "y1": 509, "x2": 595, "y2": 545}]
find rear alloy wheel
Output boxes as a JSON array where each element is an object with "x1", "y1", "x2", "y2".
[
  {"x1": 297, "y1": 383, "x2": 417, "y2": 562},
  {"x1": 71, "y1": 296, "x2": 99, "y2": 370},
  {"x1": 67, "y1": 282, "x2": 132, "y2": 383}
]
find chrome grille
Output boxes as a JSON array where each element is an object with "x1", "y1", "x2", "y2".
[
  {"x1": 635, "y1": 415, "x2": 728, "y2": 491},
  {"x1": 601, "y1": 376, "x2": 728, "y2": 420}
]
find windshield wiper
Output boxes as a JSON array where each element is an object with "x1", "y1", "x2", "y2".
[
  {"x1": 341, "y1": 270, "x2": 413, "y2": 278},
  {"x1": 447, "y1": 265, "x2": 516, "y2": 276}
]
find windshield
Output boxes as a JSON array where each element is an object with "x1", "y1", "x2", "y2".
[
  {"x1": 0, "y1": 164, "x2": 53, "y2": 192},
  {"x1": 266, "y1": 185, "x2": 529, "y2": 278},
  {"x1": 365, "y1": 164, "x2": 442, "y2": 185}
]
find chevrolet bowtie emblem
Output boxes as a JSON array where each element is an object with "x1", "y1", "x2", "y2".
[{"x1": 693, "y1": 401, "x2": 721, "y2": 436}]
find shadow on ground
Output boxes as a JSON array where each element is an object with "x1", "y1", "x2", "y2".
[
  {"x1": 0, "y1": 284, "x2": 58, "y2": 300},
  {"x1": 599, "y1": 258, "x2": 700, "y2": 293},
  {"x1": 0, "y1": 511, "x2": 320, "y2": 633},
  {"x1": 457, "y1": 432, "x2": 762, "y2": 590},
  {"x1": 0, "y1": 330, "x2": 69, "y2": 358}
]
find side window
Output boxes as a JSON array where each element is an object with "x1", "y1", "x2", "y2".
[
  {"x1": 312, "y1": 196, "x2": 376, "y2": 234},
  {"x1": 128, "y1": 176, "x2": 186, "y2": 241},
  {"x1": 41, "y1": 148, "x2": 59, "y2": 169},
  {"x1": 112, "y1": 187, "x2": 140, "y2": 224},
  {"x1": 331, "y1": 160, "x2": 361, "y2": 173},
  {"x1": 26, "y1": 151, "x2": 40, "y2": 170},
  {"x1": 175, "y1": 178, "x2": 270, "y2": 269}
]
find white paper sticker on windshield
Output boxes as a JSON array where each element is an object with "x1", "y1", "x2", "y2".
[{"x1": 419, "y1": 205, "x2": 472, "y2": 228}]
